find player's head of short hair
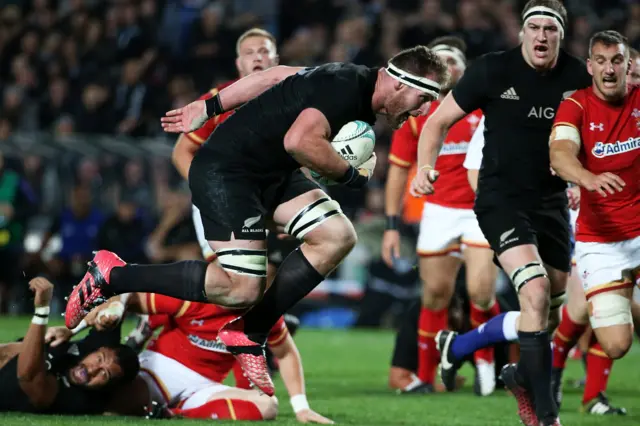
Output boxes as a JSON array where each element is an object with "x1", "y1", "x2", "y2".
[
  {"x1": 630, "y1": 47, "x2": 639, "y2": 61},
  {"x1": 427, "y1": 36, "x2": 467, "y2": 56},
  {"x1": 110, "y1": 344, "x2": 140, "y2": 386},
  {"x1": 522, "y1": 0, "x2": 567, "y2": 26},
  {"x1": 589, "y1": 30, "x2": 629, "y2": 58},
  {"x1": 388, "y1": 46, "x2": 449, "y2": 86},
  {"x1": 236, "y1": 28, "x2": 277, "y2": 55}
]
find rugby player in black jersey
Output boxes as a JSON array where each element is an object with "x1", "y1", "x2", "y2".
[
  {"x1": 0, "y1": 277, "x2": 140, "y2": 415},
  {"x1": 411, "y1": 1, "x2": 591, "y2": 425},
  {"x1": 64, "y1": 47, "x2": 449, "y2": 396}
]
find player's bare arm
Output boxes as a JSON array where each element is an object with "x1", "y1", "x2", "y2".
[
  {"x1": 270, "y1": 335, "x2": 334, "y2": 424},
  {"x1": 17, "y1": 278, "x2": 58, "y2": 408},
  {"x1": 285, "y1": 108, "x2": 375, "y2": 182},
  {"x1": 162, "y1": 66, "x2": 303, "y2": 133},
  {"x1": 549, "y1": 135, "x2": 625, "y2": 197},
  {"x1": 172, "y1": 135, "x2": 200, "y2": 180},
  {"x1": 412, "y1": 92, "x2": 466, "y2": 196},
  {"x1": 381, "y1": 164, "x2": 409, "y2": 267}
]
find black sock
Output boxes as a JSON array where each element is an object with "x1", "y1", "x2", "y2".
[
  {"x1": 108, "y1": 261, "x2": 209, "y2": 302},
  {"x1": 242, "y1": 248, "x2": 324, "y2": 342},
  {"x1": 517, "y1": 330, "x2": 557, "y2": 423}
]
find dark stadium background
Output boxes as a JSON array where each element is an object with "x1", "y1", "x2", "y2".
[{"x1": 0, "y1": 0, "x2": 637, "y2": 324}]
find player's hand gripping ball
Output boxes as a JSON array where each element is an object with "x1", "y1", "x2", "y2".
[{"x1": 311, "y1": 120, "x2": 376, "y2": 186}]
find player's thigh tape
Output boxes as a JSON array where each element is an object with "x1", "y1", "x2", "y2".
[
  {"x1": 215, "y1": 248, "x2": 267, "y2": 277},
  {"x1": 509, "y1": 262, "x2": 548, "y2": 293},
  {"x1": 284, "y1": 197, "x2": 343, "y2": 239},
  {"x1": 589, "y1": 293, "x2": 632, "y2": 329},
  {"x1": 550, "y1": 291, "x2": 566, "y2": 311}
]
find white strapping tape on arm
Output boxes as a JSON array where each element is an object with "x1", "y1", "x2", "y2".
[{"x1": 550, "y1": 125, "x2": 581, "y2": 147}]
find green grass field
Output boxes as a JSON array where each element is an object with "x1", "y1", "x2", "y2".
[{"x1": 0, "y1": 317, "x2": 639, "y2": 425}]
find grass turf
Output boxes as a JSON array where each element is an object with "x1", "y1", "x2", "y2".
[{"x1": 0, "y1": 317, "x2": 638, "y2": 425}]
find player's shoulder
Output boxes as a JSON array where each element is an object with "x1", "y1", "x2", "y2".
[
  {"x1": 561, "y1": 86, "x2": 590, "y2": 105},
  {"x1": 304, "y1": 62, "x2": 376, "y2": 83}
]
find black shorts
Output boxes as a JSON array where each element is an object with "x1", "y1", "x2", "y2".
[
  {"x1": 475, "y1": 202, "x2": 571, "y2": 273},
  {"x1": 189, "y1": 155, "x2": 319, "y2": 242}
]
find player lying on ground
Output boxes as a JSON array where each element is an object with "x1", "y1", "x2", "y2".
[
  {"x1": 0, "y1": 277, "x2": 141, "y2": 415},
  {"x1": 383, "y1": 35, "x2": 498, "y2": 396},
  {"x1": 411, "y1": 1, "x2": 592, "y2": 424},
  {"x1": 64, "y1": 46, "x2": 449, "y2": 396},
  {"x1": 84, "y1": 292, "x2": 332, "y2": 423}
]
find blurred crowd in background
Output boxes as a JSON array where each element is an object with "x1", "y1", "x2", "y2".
[{"x1": 0, "y1": 0, "x2": 638, "y2": 318}]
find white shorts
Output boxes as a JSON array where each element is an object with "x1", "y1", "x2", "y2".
[
  {"x1": 417, "y1": 202, "x2": 489, "y2": 256},
  {"x1": 575, "y1": 235, "x2": 640, "y2": 300},
  {"x1": 192, "y1": 205, "x2": 215, "y2": 261},
  {"x1": 139, "y1": 350, "x2": 229, "y2": 409}
]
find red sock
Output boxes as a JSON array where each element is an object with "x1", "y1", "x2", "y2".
[
  {"x1": 470, "y1": 301, "x2": 501, "y2": 363},
  {"x1": 552, "y1": 306, "x2": 587, "y2": 369},
  {"x1": 173, "y1": 398, "x2": 264, "y2": 420},
  {"x1": 232, "y1": 362, "x2": 252, "y2": 389},
  {"x1": 582, "y1": 335, "x2": 613, "y2": 405},
  {"x1": 417, "y1": 307, "x2": 448, "y2": 384},
  {"x1": 148, "y1": 314, "x2": 170, "y2": 330}
]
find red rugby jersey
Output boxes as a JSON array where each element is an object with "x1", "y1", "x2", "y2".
[
  {"x1": 389, "y1": 102, "x2": 482, "y2": 209},
  {"x1": 553, "y1": 85, "x2": 640, "y2": 242},
  {"x1": 183, "y1": 80, "x2": 237, "y2": 145},
  {"x1": 145, "y1": 293, "x2": 288, "y2": 383}
]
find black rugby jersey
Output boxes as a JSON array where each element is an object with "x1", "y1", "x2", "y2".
[
  {"x1": 452, "y1": 47, "x2": 591, "y2": 207},
  {"x1": 199, "y1": 62, "x2": 378, "y2": 174},
  {"x1": 0, "y1": 326, "x2": 122, "y2": 414}
]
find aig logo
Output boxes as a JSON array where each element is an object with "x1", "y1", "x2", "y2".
[{"x1": 528, "y1": 107, "x2": 555, "y2": 119}]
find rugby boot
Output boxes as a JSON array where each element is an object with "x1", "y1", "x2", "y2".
[
  {"x1": 474, "y1": 359, "x2": 496, "y2": 396},
  {"x1": 218, "y1": 317, "x2": 275, "y2": 396},
  {"x1": 64, "y1": 250, "x2": 126, "y2": 329},
  {"x1": 500, "y1": 363, "x2": 539, "y2": 426},
  {"x1": 583, "y1": 392, "x2": 627, "y2": 415},
  {"x1": 435, "y1": 330, "x2": 462, "y2": 392}
]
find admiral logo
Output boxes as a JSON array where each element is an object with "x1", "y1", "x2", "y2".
[
  {"x1": 187, "y1": 334, "x2": 229, "y2": 353},
  {"x1": 591, "y1": 137, "x2": 640, "y2": 158},
  {"x1": 439, "y1": 141, "x2": 469, "y2": 156},
  {"x1": 339, "y1": 145, "x2": 358, "y2": 161}
]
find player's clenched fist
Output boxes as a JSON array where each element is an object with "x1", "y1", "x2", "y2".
[
  {"x1": 579, "y1": 171, "x2": 625, "y2": 198},
  {"x1": 29, "y1": 277, "x2": 53, "y2": 308},
  {"x1": 410, "y1": 165, "x2": 439, "y2": 197},
  {"x1": 161, "y1": 100, "x2": 208, "y2": 133}
]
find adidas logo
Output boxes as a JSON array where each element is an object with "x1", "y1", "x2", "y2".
[
  {"x1": 500, "y1": 87, "x2": 519, "y2": 100},
  {"x1": 339, "y1": 145, "x2": 358, "y2": 161}
]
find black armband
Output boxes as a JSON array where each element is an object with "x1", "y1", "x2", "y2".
[
  {"x1": 204, "y1": 94, "x2": 225, "y2": 118},
  {"x1": 386, "y1": 215, "x2": 399, "y2": 231},
  {"x1": 336, "y1": 165, "x2": 369, "y2": 189}
]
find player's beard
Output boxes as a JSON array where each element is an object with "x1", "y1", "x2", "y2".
[{"x1": 385, "y1": 95, "x2": 410, "y2": 129}]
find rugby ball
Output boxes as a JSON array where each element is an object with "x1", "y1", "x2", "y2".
[{"x1": 310, "y1": 121, "x2": 375, "y2": 185}]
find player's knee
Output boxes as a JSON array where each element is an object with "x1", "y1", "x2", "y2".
[
  {"x1": 306, "y1": 215, "x2": 357, "y2": 258},
  {"x1": 215, "y1": 248, "x2": 268, "y2": 306},
  {"x1": 589, "y1": 293, "x2": 633, "y2": 359},
  {"x1": 256, "y1": 395, "x2": 278, "y2": 420},
  {"x1": 467, "y1": 285, "x2": 494, "y2": 309},
  {"x1": 519, "y1": 280, "x2": 550, "y2": 316}
]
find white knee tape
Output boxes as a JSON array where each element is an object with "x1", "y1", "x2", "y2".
[
  {"x1": 215, "y1": 248, "x2": 267, "y2": 277},
  {"x1": 589, "y1": 293, "x2": 632, "y2": 329},
  {"x1": 284, "y1": 197, "x2": 343, "y2": 239},
  {"x1": 509, "y1": 262, "x2": 548, "y2": 293},
  {"x1": 550, "y1": 292, "x2": 566, "y2": 311}
]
